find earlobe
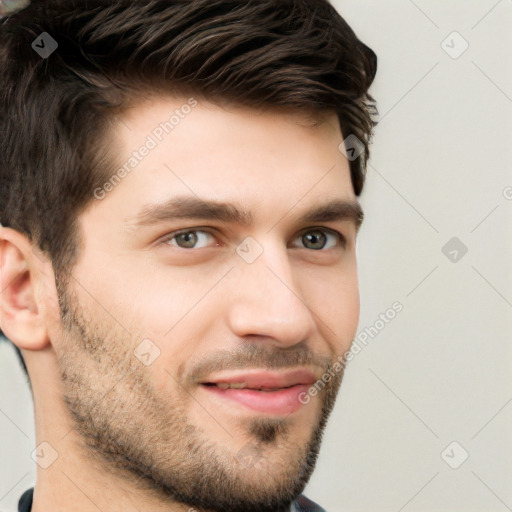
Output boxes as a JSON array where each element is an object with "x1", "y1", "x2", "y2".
[{"x1": 0, "y1": 228, "x2": 50, "y2": 351}]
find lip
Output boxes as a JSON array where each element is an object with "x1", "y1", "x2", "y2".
[
  {"x1": 199, "y1": 369, "x2": 316, "y2": 415},
  {"x1": 201, "y1": 369, "x2": 316, "y2": 389}
]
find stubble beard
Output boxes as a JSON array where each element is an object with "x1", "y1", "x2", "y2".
[{"x1": 55, "y1": 283, "x2": 345, "y2": 512}]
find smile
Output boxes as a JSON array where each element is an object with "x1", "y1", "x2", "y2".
[{"x1": 199, "y1": 369, "x2": 316, "y2": 415}]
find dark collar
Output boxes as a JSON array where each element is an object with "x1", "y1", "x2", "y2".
[{"x1": 18, "y1": 487, "x2": 33, "y2": 512}]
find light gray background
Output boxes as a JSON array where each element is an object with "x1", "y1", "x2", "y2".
[{"x1": 1, "y1": 1, "x2": 511, "y2": 511}]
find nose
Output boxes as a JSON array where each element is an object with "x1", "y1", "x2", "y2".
[{"x1": 226, "y1": 238, "x2": 317, "y2": 349}]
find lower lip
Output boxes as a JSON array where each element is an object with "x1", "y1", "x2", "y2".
[{"x1": 201, "y1": 384, "x2": 311, "y2": 415}]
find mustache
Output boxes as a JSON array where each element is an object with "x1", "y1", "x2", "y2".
[{"x1": 183, "y1": 342, "x2": 333, "y2": 384}]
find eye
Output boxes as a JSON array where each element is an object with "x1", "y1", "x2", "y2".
[
  {"x1": 162, "y1": 229, "x2": 218, "y2": 249},
  {"x1": 292, "y1": 228, "x2": 346, "y2": 250},
  {"x1": 160, "y1": 227, "x2": 346, "y2": 251}
]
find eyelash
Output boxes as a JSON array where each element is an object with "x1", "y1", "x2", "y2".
[{"x1": 160, "y1": 227, "x2": 347, "y2": 251}]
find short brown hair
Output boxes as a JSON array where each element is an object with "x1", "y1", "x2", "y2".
[{"x1": 0, "y1": 0, "x2": 377, "y2": 278}]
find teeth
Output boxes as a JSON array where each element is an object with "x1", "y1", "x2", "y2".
[
  {"x1": 214, "y1": 383, "x2": 287, "y2": 391},
  {"x1": 216, "y1": 382, "x2": 247, "y2": 389}
]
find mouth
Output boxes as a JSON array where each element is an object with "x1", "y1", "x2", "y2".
[
  {"x1": 203, "y1": 382, "x2": 297, "y2": 391},
  {"x1": 199, "y1": 369, "x2": 316, "y2": 415}
]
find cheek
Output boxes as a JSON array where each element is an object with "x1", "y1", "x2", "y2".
[
  {"x1": 43, "y1": 287, "x2": 65, "y2": 339},
  {"x1": 334, "y1": 279, "x2": 360, "y2": 345},
  {"x1": 303, "y1": 262, "x2": 360, "y2": 348},
  {"x1": 345, "y1": 285, "x2": 360, "y2": 341},
  {"x1": 38, "y1": 263, "x2": 64, "y2": 332}
]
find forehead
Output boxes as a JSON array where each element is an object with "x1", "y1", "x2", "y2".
[
  {"x1": 83, "y1": 96, "x2": 355, "y2": 232},
  {"x1": 120, "y1": 94, "x2": 340, "y2": 137},
  {"x1": 121, "y1": 95, "x2": 346, "y2": 170}
]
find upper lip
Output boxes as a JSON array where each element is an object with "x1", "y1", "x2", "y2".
[{"x1": 200, "y1": 369, "x2": 316, "y2": 389}]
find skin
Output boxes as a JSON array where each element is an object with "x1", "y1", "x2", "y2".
[{"x1": 0, "y1": 96, "x2": 361, "y2": 512}]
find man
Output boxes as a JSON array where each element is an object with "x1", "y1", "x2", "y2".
[{"x1": 0, "y1": 0, "x2": 377, "y2": 510}]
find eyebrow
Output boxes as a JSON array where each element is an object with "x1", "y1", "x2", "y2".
[{"x1": 132, "y1": 195, "x2": 364, "y2": 230}]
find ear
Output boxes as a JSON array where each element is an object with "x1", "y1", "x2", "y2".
[{"x1": 0, "y1": 227, "x2": 50, "y2": 350}]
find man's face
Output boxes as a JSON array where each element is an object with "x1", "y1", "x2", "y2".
[{"x1": 50, "y1": 97, "x2": 361, "y2": 511}]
